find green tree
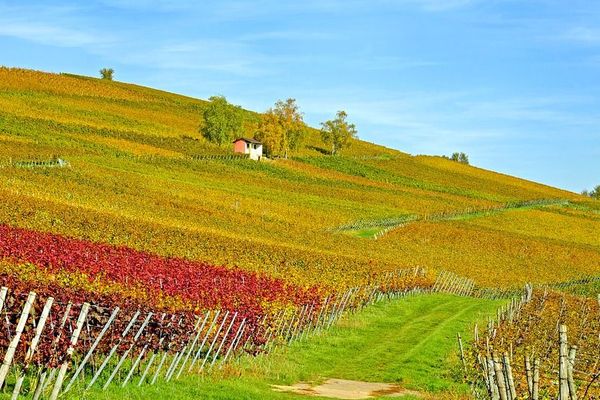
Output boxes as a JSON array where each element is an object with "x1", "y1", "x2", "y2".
[
  {"x1": 99, "y1": 68, "x2": 114, "y2": 80},
  {"x1": 199, "y1": 95, "x2": 243, "y2": 146},
  {"x1": 590, "y1": 185, "x2": 600, "y2": 199},
  {"x1": 256, "y1": 98, "x2": 306, "y2": 158},
  {"x1": 320, "y1": 111, "x2": 358, "y2": 155},
  {"x1": 450, "y1": 152, "x2": 469, "y2": 165}
]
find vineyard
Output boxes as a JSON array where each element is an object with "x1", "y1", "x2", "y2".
[
  {"x1": 466, "y1": 288, "x2": 600, "y2": 399},
  {"x1": 0, "y1": 67, "x2": 599, "y2": 399},
  {"x1": 0, "y1": 223, "x2": 433, "y2": 398}
]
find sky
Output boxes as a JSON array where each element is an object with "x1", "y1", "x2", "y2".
[{"x1": 0, "y1": 0, "x2": 598, "y2": 192}]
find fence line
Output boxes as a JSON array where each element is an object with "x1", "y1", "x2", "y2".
[
  {"x1": 190, "y1": 154, "x2": 249, "y2": 161},
  {"x1": 462, "y1": 283, "x2": 599, "y2": 400},
  {"x1": 0, "y1": 266, "x2": 430, "y2": 398},
  {"x1": 0, "y1": 157, "x2": 69, "y2": 169}
]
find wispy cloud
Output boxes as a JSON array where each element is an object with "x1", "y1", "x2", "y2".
[
  {"x1": 0, "y1": 4, "x2": 112, "y2": 48},
  {"x1": 564, "y1": 26, "x2": 600, "y2": 44},
  {"x1": 405, "y1": 0, "x2": 478, "y2": 12},
  {"x1": 115, "y1": 39, "x2": 273, "y2": 77}
]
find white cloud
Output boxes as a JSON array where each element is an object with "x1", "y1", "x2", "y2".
[
  {"x1": 0, "y1": 4, "x2": 112, "y2": 48},
  {"x1": 116, "y1": 39, "x2": 272, "y2": 77},
  {"x1": 564, "y1": 27, "x2": 600, "y2": 44},
  {"x1": 0, "y1": 22, "x2": 101, "y2": 47},
  {"x1": 405, "y1": 0, "x2": 478, "y2": 12}
]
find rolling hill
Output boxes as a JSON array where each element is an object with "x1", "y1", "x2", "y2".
[{"x1": 1, "y1": 66, "x2": 599, "y2": 290}]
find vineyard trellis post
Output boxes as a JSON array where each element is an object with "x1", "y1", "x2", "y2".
[
  {"x1": 208, "y1": 312, "x2": 238, "y2": 370},
  {"x1": 559, "y1": 324, "x2": 569, "y2": 400},
  {"x1": 0, "y1": 291, "x2": 37, "y2": 388},
  {"x1": 11, "y1": 296, "x2": 54, "y2": 398},
  {"x1": 50, "y1": 302, "x2": 90, "y2": 400},
  {"x1": 103, "y1": 311, "x2": 153, "y2": 389},
  {"x1": 176, "y1": 312, "x2": 210, "y2": 379},
  {"x1": 189, "y1": 310, "x2": 220, "y2": 372},
  {"x1": 567, "y1": 345, "x2": 578, "y2": 400},
  {"x1": 64, "y1": 306, "x2": 120, "y2": 392},
  {"x1": 87, "y1": 310, "x2": 141, "y2": 389},
  {"x1": 200, "y1": 310, "x2": 230, "y2": 372}
]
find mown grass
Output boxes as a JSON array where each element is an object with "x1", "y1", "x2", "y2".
[{"x1": 65, "y1": 294, "x2": 503, "y2": 400}]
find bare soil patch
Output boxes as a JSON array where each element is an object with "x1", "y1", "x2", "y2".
[{"x1": 272, "y1": 378, "x2": 422, "y2": 399}]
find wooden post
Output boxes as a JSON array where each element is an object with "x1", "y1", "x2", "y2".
[
  {"x1": 493, "y1": 355, "x2": 508, "y2": 400},
  {"x1": 567, "y1": 345, "x2": 578, "y2": 400},
  {"x1": 525, "y1": 354, "x2": 533, "y2": 398},
  {"x1": 11, "y1": 296, "x2": 54, "y2": 399},
  {"x1": 457, "y1": 333, "x2": 467, "y2": 376},
  {"x1": 532, "y1": 358, "x2": 539, "y2": 400},
  {"x1": 49, "y1": 302, "x2": 90, "y2": 400},
  {"x1": 65, "y1": 306, "x2": 120, "y2": 392},
  {"x1": 0, "y1": 291, "x2": 36, "y2": 388},
  {"x1": 487, "y1": 357, "x2": 499, "y2": 400},
  {"x1": 0, "y1": 287, "x2": 8, "y2": 314},
  {"x1": 559, "y1": 324, "x2": 569, "y2": 400},
  {"x1": 503, "y1": 352, "x2": 516, "y2": 400}
]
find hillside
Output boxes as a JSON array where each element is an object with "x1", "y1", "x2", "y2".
[{"x1": 1, "y1": 67, "x2": 599, "y2": 289}]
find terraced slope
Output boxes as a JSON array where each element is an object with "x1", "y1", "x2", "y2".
[{"x1": 1, "y1": 67, "x2": 598, "y2": 289}]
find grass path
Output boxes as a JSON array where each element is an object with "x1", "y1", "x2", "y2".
[
  {"x1": 73, "y1": 294, "x2": 503, "y2": 400},
  {"x1": 341, "y1": 198, "x2": 568, "y2": 239}
]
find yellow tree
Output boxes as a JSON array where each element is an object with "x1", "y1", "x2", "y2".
[
  {"x1": 256, "y1": 99, "x2": 306, "y2": 158},
  {"x1": 255, "y1": 109, "x2": 284, "y2": 157}
]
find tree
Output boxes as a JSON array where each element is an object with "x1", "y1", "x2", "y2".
[
  {"x1": 255, "y1": 110, "x2": 284, "y2": 157},
  {"x1": 450, "y1": 152, "x2": 469, "y2": 165},
  {"x1": 256, "y1": 98, "x2": 306, "y2": 158},
  {"x1": 320, "y1": 110, "x2": 358, "y2": 155},
  {"x1": 199, "y1": 95, "x2": 243, "y2": 146},
  {"x1": 99, "y1": 68, "x2": 114, "y2": 80},
  {"x1": 589, "y1": 185, "x2": 600, "y2": 199}
]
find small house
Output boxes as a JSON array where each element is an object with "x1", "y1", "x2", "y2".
[{"x1": 233, "y1": 137, "x2": 263, "y2": 160}]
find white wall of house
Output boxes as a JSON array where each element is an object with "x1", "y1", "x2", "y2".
[{"x1": 247, "y1": 143, "x2": 263, "y2": 160}]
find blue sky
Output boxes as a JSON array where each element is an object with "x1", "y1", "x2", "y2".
[{"x1": 0, "y1": 0, "x2": 598, "y2": 192}]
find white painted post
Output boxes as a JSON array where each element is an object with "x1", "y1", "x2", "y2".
[
  {"x1": 138, "y1": 337, "x2": 165, "y2": 386},
  {"x1": 87, "y1": 310, "x2": 141, "y2": 389},
  {"x1": 219, "y1": 318, "x2": 246, "y2": 368},
  {"x1": 102, "y1": 312, "x2": 153, "y2": 390},
  {"x1": 209, "y1": 312, "x2": 237, "y2": 370},
  {"x1": 11, "y1": 296, "x2": 54, "y2": 399},
  {"x1": 189, "y1": 310, "x2": 221, "y2": 372},
  {"x1": 176, "y1": 312, "x2": 210, "y2": 379},
  {"x1": 199, "y1": 311, "x2": 230, "y2": 371},
  {"x1": 0, "y1": 291, "x2": 37, "y2": 388},
  {"x1": 121, "y1": 344, "x2": 149, "y2": 387},
  {"x1": 0, "y1": 287, "x2": 8, "y2": 314},
  {"x1": 64, "y1": 306, "x2": 120, "y2": 392},
  {"x1": 49, "y1": 302, "x2": 90, "y2": 400}
]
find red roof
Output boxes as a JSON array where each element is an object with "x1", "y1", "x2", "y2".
[{"x1": 233, "y1": 137, "x2": 262, "y2": 144}]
